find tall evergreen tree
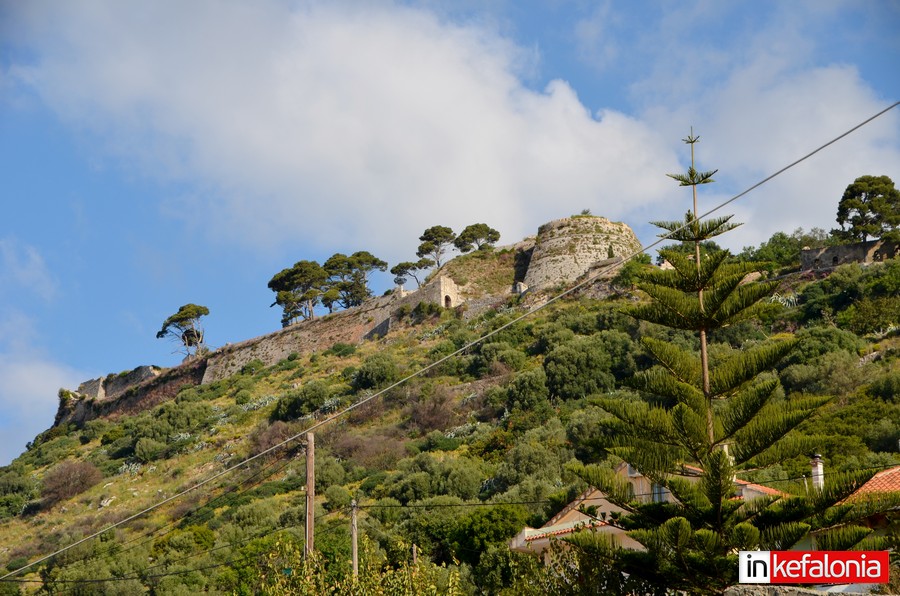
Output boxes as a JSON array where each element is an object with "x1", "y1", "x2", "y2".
[{"x1": 566, "y1": 132, "x2": 898, "y2": 594}]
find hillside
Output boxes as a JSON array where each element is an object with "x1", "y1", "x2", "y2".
[{"x1": 0, "y1": 222, "x2": 899, "y2": 593}]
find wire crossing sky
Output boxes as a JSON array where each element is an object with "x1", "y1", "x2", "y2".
[{"x1": 1, "y1": 1, "x2": 899, "y2": 465}]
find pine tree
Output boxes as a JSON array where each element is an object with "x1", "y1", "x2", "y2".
[{"x1": 566, "y1": 132, "x2": 899, "y2": 594}]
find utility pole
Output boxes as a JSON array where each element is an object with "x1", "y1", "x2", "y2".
[
  {"x1": 351, "y1": 499, "x2": 358, "y2": 580},
  {"x1": 305, "y1": 432, "x2": 315, "y2": 557}
]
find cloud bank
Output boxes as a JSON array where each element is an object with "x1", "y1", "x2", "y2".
[
  {"x1": 5, "y1": 2, "x2": 900, "y2": 254},
  {"x1": 7, "y1": 1, "x2": 679, "y2": 261}
]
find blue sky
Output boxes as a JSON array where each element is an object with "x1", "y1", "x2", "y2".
[{"x1": 1, "y1": 1, "x2": 899, "y2": 465}]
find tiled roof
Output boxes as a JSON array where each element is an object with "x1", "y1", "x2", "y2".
[
  {"x1": 524, "y1": 519, "x2": 608, "y2": 542},
  {"x1": 733, "y1": 477, "x2": 787, "y2": 497},
  {"x1": 678, "y1": 464, "x2": 787, "y2": 497},
  {"x1": 852, "y1": 466, "x2": 900, "y2": 497},
  {"x1": 542, "y1": 487, "x2": 600, "y2": 528}
]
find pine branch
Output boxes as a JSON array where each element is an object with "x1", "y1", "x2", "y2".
[
  {"x1": 717, "y1": 379, "x2": 780, "y2": 440},
  {"x1": 709, "y1": 339, "x2": 797, "y2": 397}
]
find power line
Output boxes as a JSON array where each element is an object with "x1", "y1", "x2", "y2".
[
  {"x1": 3, "y1": 100, "x2": 897, "y2": 582},
  {"x1": 4, "y1": 463, "x2": 894, "y2": 586},
  {"x1": 41, "y1": 437, "x2": 308, "y2": 579},
  {"x1": 3, "y1": 508, "x2": 349, "y2": 586}
]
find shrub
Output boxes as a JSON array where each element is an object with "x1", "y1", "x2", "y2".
[
  {"x1": 353, "y1": 354, "x2": 399, "y2": 391},
  {"x1": 175, "y1": 386, "x2": 202, "y2": 403},
  {"x1": 869, "y1": 371, "x2": 900, "y2": 403},
  {"x1": 420, "y1": 430, "x2": 462, "y2": 452},
  {"x1": 543, "y1": 336, "x2": 614, "y2": 399},
  {"x1": 100, "y1": 424, "x2": 125, "y2": 445},
  {"x1": 411, "y1": 301, "x2": 441, "y2": 323},
  {"x1": 505, "y1": 368, "x2": 549, "y2": 411},
  {"x1": 234, "y1": 389, "x2": 253, "y2": 405},
  {"x1": 324, "y1": 485, "x2": 351, "y2": 511},
  {"x1": 325, "y1": 342, "x2": 357, "y2": 357},
  {"x1": 272, "y1": 380, "x2": 331, "y2": 421},
  {"x1": 134, "y1": 437, "x2": 167, "y2": 463},
  {"x1": 41, "y1": 461, "x2": 102, "y2": 506},
  {"x1": 240, "y1": 359, "x2": 266, "y2": 375},
  {"x1": 836, "y1": 296, "x2": 900, "y2": 335},
  {"x1": 79, "y1": 419, "x2": 111, "y2": 443}
]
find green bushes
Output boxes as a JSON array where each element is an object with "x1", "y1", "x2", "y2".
[
  {"x1": 325, "y1": 342, "x2": 356, "y2": 357},
  {"x1": 869, "y1": 370, "x2": 900, "y2": 403},
  {"x1": 134, "y1": 438, "x2": 167, "y2": 463},
  {"x1": 324, "y1": 485, "x2": 351, "y2": 511},
  {"x1": 0, "y1": 468, "x2": 35, "y2": 519},
  {"x1": 272, "y1": 380, "x2": 332, "y2": 420},
  {"x1": 353, "y1": 354, "x2": 399, "y2": 391},
  {"x1": 543, "y1": 336, "x2": 614, "y2": 399},
  {"x1": 240, "y1": 359, "x2": 266, "y2": 375}
]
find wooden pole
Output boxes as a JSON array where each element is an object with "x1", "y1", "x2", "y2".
[
  {"x1": 351, "y1": 499, "x2": 358, "y2": 580},
  {"x1": 305, "y1": 432, "x2": 315, "y2": 557}
]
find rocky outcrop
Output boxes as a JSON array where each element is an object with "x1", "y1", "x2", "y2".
[{"x1": 523, "y1": 216, "x2": 641, "y2": 291}]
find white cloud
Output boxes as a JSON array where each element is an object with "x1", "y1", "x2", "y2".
[
  {"x1": 5, "y1": 1, "x2": 899, "y2": 261},
  {"x1": 6, "y1": 1, "x2": 679, "y2": 263},
  {"x1": 642, "y1": 58, "x2": 900, "y2": 251},
  {"x1": 0, "y1": 238, "x2": 57, "y2": 301},
  {"x1": 0, "y1": 312, "x2": 86, "y2": 466}
]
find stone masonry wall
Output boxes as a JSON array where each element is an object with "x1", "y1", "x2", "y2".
[
  {"x1": 77, "y1": 366, "x2": 162, "y2": 402},
  {"x1": 523, "y1": 216, "x2": 642, "y2": 291},
  {"x1": 801, "y1": 239, "x2": 899, "y2": 271},
  {"x1": 57, "y1": 360, "x2": 205, "y2": 426},
  {"x1": 201, "y1": 275, "x2": 462, "y2": 384},
  {"x1": 58, "y1": 215, "x2": 642, "y2": 425}
]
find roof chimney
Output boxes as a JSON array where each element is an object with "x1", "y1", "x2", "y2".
[{"x1": 810, "y1": 454, "x2": 824, "y2": 491}]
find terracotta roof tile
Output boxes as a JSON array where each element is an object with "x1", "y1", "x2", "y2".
[
  {"x1": 853, "y1": 466, "x2": 900, "y2": 496},
  {"x1": 525, "y1": 520, "x2": 607, "y2": 542}
]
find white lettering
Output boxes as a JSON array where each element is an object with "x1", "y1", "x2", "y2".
[
  {"x1": 867, "y1": 560, "x2": 881, "y2": 578},
  {"x1": 772, "y1": 555, "x2": 787, "y2": 577}
]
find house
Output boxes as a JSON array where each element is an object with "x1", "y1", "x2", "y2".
[
  {"x1": 509, "y1": 462, "x2": 784, "y2": 559},
  {"x1": 843, "y1": 465, "x2": 900, "y2": 532}
]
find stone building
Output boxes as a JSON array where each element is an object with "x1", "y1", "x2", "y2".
[
  {"x1": 800, "y1": 238, "x2": 899, "y2": 271},
  {"x1": 523, "y1": 216, "x2": 642, "y2": 291}
]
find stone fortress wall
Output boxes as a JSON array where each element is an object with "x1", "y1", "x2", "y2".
[
  {"x1": 800, "y1": 238, "x2": 899, "y2": 271},
  {"x1": 57, "y1": 215, "x2": 641, "y2": 425},
  {"x1": 523, "y1": 216, "x2": 642, "y2": 291}
]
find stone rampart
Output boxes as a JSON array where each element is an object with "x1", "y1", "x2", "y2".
[
  {"x1": 58, "y1": 215, "x2": 641, "y2": 425},
  {"x1": 56, "y1": 360, "x2": 205, "y2": 426},
  {"x1": 801, "y1": 239, "x2": 899, "y2": 271},
  {"x1": 524, "y1": 216, "x2": 641, "y2": 291},
  {"x1": 77, "y1": 366, "x2": 162, "y2": 402}
]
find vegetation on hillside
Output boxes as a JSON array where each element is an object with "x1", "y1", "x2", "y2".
[{"x1": 1, "y1": 175, "x2": 899, "y2": 593}]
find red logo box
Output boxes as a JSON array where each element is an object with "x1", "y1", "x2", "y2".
[{"x1": 739, "y1": 551, "x2": 889, "y2": 584}]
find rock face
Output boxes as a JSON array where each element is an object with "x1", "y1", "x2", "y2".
[{"x1": 523, "y1": 216, "x2": 642, "y2": 291}]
